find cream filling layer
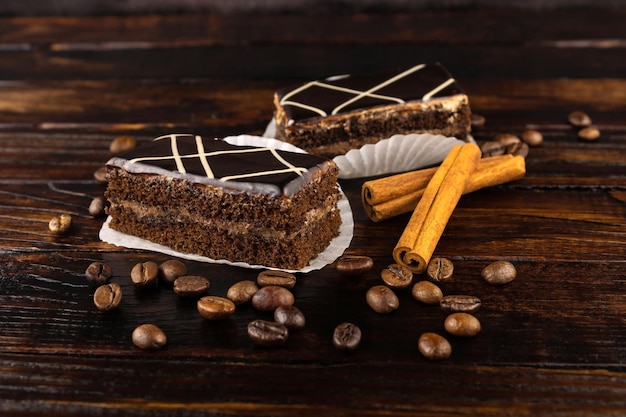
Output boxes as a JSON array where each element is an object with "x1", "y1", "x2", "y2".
[{"x1": 111, "y1": 200, "x2": 338, "y2": 241}]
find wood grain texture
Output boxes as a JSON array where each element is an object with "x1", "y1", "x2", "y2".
[{"x1": 0, "y1": 8, "x2": 625, "y2": 417}]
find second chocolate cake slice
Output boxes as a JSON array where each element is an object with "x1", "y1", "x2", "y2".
[{"x1": 273, "y1": 63, "x2": 471, "y2": 158}]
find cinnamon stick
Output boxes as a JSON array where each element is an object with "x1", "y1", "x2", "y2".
[
  {"x1": 393, "y1": 143, "x2": 481, "y2": 273},
  {"x1": 362, "y1": 154, "x2": 526, "y2": 222}
]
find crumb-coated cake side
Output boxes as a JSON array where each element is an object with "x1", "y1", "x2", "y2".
[
  {"x1": 273, "y1": 63, "x2": 472, "y2": 158},
  {"x1": 105, "y1": 134, "x2": 342, "y2": 270}
]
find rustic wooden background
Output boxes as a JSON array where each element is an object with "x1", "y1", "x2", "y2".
[
  {"x1": 2, "y1": 0, "x2": 624, "y2": 15},
  {"x1": 0, "y1": 1, "x2": 625, "y2": 416}
]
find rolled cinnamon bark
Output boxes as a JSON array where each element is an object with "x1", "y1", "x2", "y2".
[
  {"x1": 362, "y1": 154, "x2": 526, "y2": 222},
  {"x1": 393, "y1": 143, "x2": 481, "y2": 273}
]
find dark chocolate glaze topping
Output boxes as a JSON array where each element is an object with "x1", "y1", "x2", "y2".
[
  {"x1": 277, "y1": 63, "x2": 465, "y2": 123},
  {"x1": 106, "y1": 134, "x2": 332, "y2": 197}
]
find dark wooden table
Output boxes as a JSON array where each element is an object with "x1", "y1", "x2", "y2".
[{"x1": 1, "y1": 7, "x2": 625, "y2": 416}]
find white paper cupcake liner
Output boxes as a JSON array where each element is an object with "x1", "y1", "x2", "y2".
[
  {"x1": 99, "y1": 135, "x2": 354, "y2": 273},
  {"x1": 263, "y1": 119, "x2": 467, "y2": 179}
]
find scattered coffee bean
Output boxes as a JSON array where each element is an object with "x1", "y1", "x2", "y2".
[
  {"x1": 130, "y1": 261, "x2": 159, "y2": 287},
  {"x1": 88, "y1": 196, "x2": 106, "y2": 218},
  {"x1": 380, "y1": 264, "x2": 413, "y2": 289},
  {"x1": 480, "y1": 141, "x2": 505, "y2": 157},
  {"x1": 85, "y1": 261, "x2": 113, "y2": 286},
  {"x1": 173, "y1": 275, "x2": 210, "y2": 298},
  {"x1": 197, "y1": 296, "x2": 236, "y2": 320},
  {"x1": 568, "y1": 110, "x2": 592, "y2": 127},
  {"x1": 506, "y1": 141, "x2": 529, "y2": 157},
  {"x1": 251, "y1": 285, "x2": 295, "y2": 312},
  {"x1": 227, "y1": 280, "x2": 259, "y2": 305},
  {"x1": 93, "y1": 282, "x2": 122, "y2": 311},
  {"x1": 481, "y1": 260, "x2": 517, "y2": 285},
  {"x1": 158, "y1": 259, "x2": 188, "y2": 284},
  {"x1": 440, "y1": 295, "x2": 482, "y2": 313},
  {"x1": 411, "y1": 281, "x2": 443, "y2": 305},
  {"x1": 578, "y1": 126, "x2": 600, "y2": 141},
  {"x1": 366, "y1": 285, "x2": 399, "y2": 314},
  {"x1": 332, "y1": 322, "x2": 362, "y2": 351},
  {"x1": 93, "y1": 166, "x2": 109, "y2": 183},
  {"x1": 418, "y1": 332, "x2": 451, "y2": 360},
  {"x1": 521, "y1": 129, "x2": 543, "y2": 146},
  {"x1": 110, "y1": 135, "x2": 137, "y2": 154},
  {"x1": 444, "y1": 312, "x2": 481, "y2": 337},
  {"x1": 274, "y1": 305, "x2": 306, "y2": 330},
  {"x1": 132, "y1": 323, "x2": 167, "y2": 350},
  {"x1": 335, "y1": 255, "x2": 374, "y2": 275},
  {"x1": 426, "y1": 257, "x2": 454, "y2": 282},
  {"x1": 48, "y1": 213, "x2": 73, "y2": 235},
  {"x1": 494, "y1": 133, "x2": 521, "y2": 147},
  {"x1": 257, "y1": 270, "x2": 296, "y2": 289},
  {"x1": 247, "y1": 319, "x2": 289, "y2": 347},
  {"x1": 470, "y1": 113, "x2": 486, "y2": 130}
]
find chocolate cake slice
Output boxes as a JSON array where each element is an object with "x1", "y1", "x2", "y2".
[
  {"x1": 104, "y1": 134, "x2": 342, "y2": 270},
  {"x1": 273, "y1": 63, "x2": 472, "y2": 157}
]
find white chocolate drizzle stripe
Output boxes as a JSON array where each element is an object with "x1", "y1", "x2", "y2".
[
  {"x1": 195, "y1": 134, "x2": 214, "y2": 179},
  {"x1": 280, "y1": 79, "x2": 412, "y2": 120},
  {"x1": 331, "y1": 64, "x2": 425, "y2": 115},
  {"x1": 221, "y1": 167, "x2": 307, "y2": 182},
  {"x1": 170, "y1": 135, "x2": 186, "y2": 173},
  {"x1": 422, "y1": 77, "x2": 456, "y2": 101},
  {"x1": 127, "y1": 135, "x2": 311, "y2": 182}
]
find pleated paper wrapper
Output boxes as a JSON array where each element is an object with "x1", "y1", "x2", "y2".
[{"x1": 263, "y1": 119, "x2": 466, "y2": 179}]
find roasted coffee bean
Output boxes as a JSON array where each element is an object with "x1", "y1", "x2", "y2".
[
  {"x1": 494, "y1": 133, "x2": 521, "y2": 147},
  {"x1": 251, "y1": 285, "x2": 294, "y2": 312},
  {"x1": 247, "y1": 319, "x2": 289, "y2": 347},
  {"x1": 506, "y1": 141, "x2": 529, "y2": 157},
  {"x1": 366, "y1": 285, "x2": 399, "y2": 314},
  {"x1": 335, "y1": 255, "x2": 374, "y2": 275},
  {"x1": 49, "y1": 213, "x2": 72, "y2": 235},
  {"x1": 257, "y1": 270, "x2": 296, "y2": 289},
  {"x1": 480, "y1": 141, "x2": 505, "y2": 157},
  {"x1": 411, "y1": 281, "x2": 443, "y2": 305},
  {"x1": 85, "y1": 261, "x2": 113, "y2": 286},
  {"x1": 88, "y1": 196, "x2": 106, "y2": 218},
  {"x1": 130, "y1": 261, "x2": 159, "y2": 287},
  {"x1": 197, "y1": 296, "x2": 236, "y2": 320},
  {"x1": 227, "y1": 280, "x2": 259, "y2": 305},
  {"x1": 93, "y1": 282, "x2": 122, "y2": 311},
  {"x1": 274, "y1": 305, "x2": 306, "y2": 330},
  {"x1": 109, "y1": 135, "x2": 137, "y2": 154},
  {"x1": 482, "y1": 260, "x2": 517, "y2": 285},
  {"x1": 440, "y1": 295, "x2": 482, "y2": 313},
  {"x1": 380, "y1": 264, "x2": 413, "y2": 289},
  {"x1": 470, "y1": 113, "x2": 486, "y2": 130},
  {"x1": 521, "y1": 129, "x2": 543, "y2": 146},
  {"x1": 93, "y1": 166, "x2": 109, "y2": 183},
  {"x1": 158, "y1": 259, "x2": 188, "y2": 284},
  {"x1": 568, "y1": 110, "x2": 592, "y2": 127},
  {"x1": 578, "y1": 126, "x2": 601, "y2": 141},
  {"x1": 173, "y1": 275, "x2": 210, "y2": 298},
  {"x1": 132, "y1": 324, "x2": 167, "y2": 350},
  {"x1": 418, "y1": 332, "x2": 451, "y2": 361},
  {"x1": 332, "y1": 322, "x2": 362, "y2": 351},
  {"x1": 444, "y1": 312, "x2": 481, "y2": 337},
  {"x1": 426, "y1": 257, "x2": 454, "y2": 282}
]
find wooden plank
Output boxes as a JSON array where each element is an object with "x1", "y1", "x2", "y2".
[
  {"x1": 1, "y1": 10, "x2": 626, "y2": 46},
  {"x1": 1, "y1": 44, "x2": 626, "y2": 81}
]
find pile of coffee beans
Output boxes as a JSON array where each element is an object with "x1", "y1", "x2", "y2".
[
  {"x1": 85, "y1": 256, "x2": 362, "y2": 351},
  {"x1": 359, "y1": 256, "x2": 517, "y2": 361}
]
